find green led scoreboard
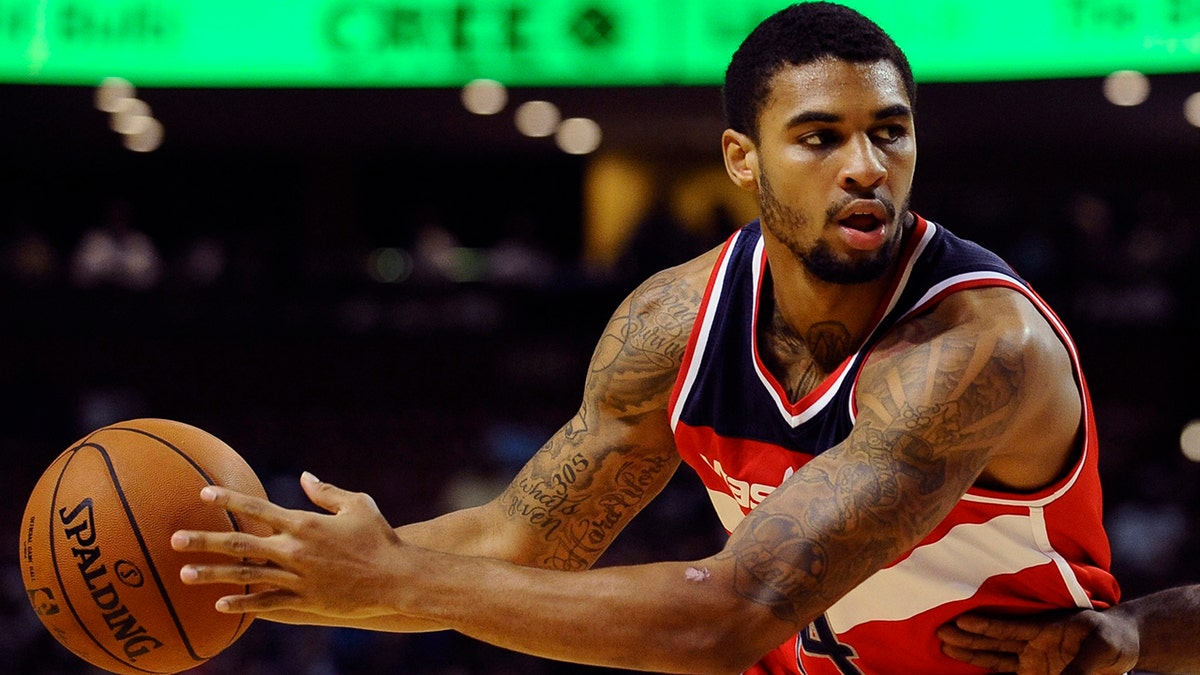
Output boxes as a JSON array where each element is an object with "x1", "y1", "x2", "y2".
[{"x1": 1, "y1": 0, "x2": 1199, "y2": 86}]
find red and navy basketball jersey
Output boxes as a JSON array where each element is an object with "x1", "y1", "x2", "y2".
[{"x1": 668, "y1": 216, "x2": 1119, "y2": 675}]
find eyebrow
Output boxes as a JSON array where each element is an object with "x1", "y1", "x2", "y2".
[
  {"x1": 875, "y1": 104, "x2": 913, "y2": 120},
  {"x1": 785, "y1": 104, "x2": 914, "y2": 128}
]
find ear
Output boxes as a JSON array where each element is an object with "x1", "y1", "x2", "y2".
[{"x1": 721, "y1": 129, "x2": 759, "y2": 193}]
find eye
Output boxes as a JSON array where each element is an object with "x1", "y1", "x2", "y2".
[
  {"x1": 799, "y1": 129, "x2": 841, "y2": 147},
  {"x1": 872, "y1": 124, "x2": 908, "y2": 143}
]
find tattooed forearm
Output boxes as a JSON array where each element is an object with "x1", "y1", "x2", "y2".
[
  {"x1": 495, "y1": 261, "x2": 704, "y2": 570},
  {"x1": 500, "y1": 443, "x2": 676, "y2": 570},
  {"x1": 720, "y1": 315, "x2": 1030, "y2": 624},
  {"x1": 541, "y1": 454, "x2": 675, "y2": 570},
  {"x1": 720, "y1": 418, "x2": 962, "y2": 623},
  {"x1": 716, "y1": 514, "x2": 827, "y2": 623}
]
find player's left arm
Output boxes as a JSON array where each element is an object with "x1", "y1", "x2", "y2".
[
  {"x1": 706, "y1": 284, "x2": 1082, "y2": 629},
  {"x1": 172, "y1": 287, "x2": 1079, "y2": 674}
]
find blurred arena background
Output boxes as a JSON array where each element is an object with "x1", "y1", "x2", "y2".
[{"x1": 2, "y1": 1, "x2": 1199, "y2": 673}]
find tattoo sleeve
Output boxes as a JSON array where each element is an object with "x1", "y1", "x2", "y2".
[
  {"x1": 719, "y1": 312, "x2": 1028, "y2": 624},
  {"x1": 497, "y1": 265, "x2": 704, "y2": 570}
]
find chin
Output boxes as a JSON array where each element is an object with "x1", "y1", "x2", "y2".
[{"x1": 803, "y1": 244, "x2": 896, "y2": 285}]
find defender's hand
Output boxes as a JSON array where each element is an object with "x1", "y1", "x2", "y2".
[
  {"x1": 172, "y1": 472, "x2": 407, "y2": 619},
  {"x1": 937, "y1": 610, "x2": 1139, "y2": 675}
]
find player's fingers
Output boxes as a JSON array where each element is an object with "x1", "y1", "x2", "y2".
[
  {"x1": 198, "y1": 484, "x2": 296, "y2": 530},
  {"x1": 299, "y1": 471, "x2": 380, "y2": 516},
  {"x1": 953, "y1": 613, "x2": 1047, "y2": 640},
  {"x1": 179, "y1": 561, "x2": 296, "y2": 588},
  {"x1": 937, "y1": 622, "x2": 1026, "y2": 653},
  {"x1": 172, "y1": 529, "x2": 275, "y2": 559},
  {"x1": 212, "y1": 588, "x2": 300, "y2": 614},
  {"x1": 939, "y1": 642, "x2": 1019, "y2": 673}
]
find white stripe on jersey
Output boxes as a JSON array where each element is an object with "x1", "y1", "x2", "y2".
[
  {"x1": 905, "y1": 271, "x2": 1019, "y2": 318},
  {"x1": 1029, "y1": 506, "x2": 1095, "y2": 609},
  {"x1": 748, "y1": 236, "x2": 847, "y2": 428},
  {"x1": 825, "y1": 513, "x2": 1059, "y2": 632},
  {"x1": 670, "y1": 229, "x2": 744, "y2": 431}
]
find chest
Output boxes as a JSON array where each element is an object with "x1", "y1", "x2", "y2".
[{"x1": 755, "y1": 312, "x2": 858, "y2": 404}]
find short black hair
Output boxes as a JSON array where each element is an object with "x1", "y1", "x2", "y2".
[{"x1": 723, "y1": 2, "x2": 915, "y2": 141}]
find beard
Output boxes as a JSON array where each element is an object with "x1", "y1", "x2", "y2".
[{"x1": 759, "y1": 169, "x2": 904, "y2": 285}]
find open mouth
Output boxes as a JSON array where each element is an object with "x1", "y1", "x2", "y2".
[
  {"x1": 838, "y1": 213, "x2": 885, "y2": 232},
  {"x1": 835, "y1": 200, "x2": 890, "y2": 232}
]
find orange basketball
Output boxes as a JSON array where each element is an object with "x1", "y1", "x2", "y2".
[{"x1": 18, "y1": 418, "x2": 270, "y2": 675}]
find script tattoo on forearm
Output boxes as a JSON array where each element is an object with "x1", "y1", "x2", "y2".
[
  {"x1": 500, "y1": 438, "x2": 678, "y2": 570},
  {"x1": 498, "y1": 268, "x2": 699, "y2": 570},
  {"x1": 502, "y1": 448, "x2": 592, "y2": 541},
  {"x1": 720, "y1": 322, "x2": 1026, "y2": 624},
  {"x1": 539, "y1": 454, "x2": 675, "y2": 570}
]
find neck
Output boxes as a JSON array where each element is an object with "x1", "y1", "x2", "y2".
[
  {"x1": 764, "y1": 298, "x2": 853, "y2": 374},
  {"x1": 764, "y1": 263, "x2": 893, "y2": 363},
  {"x1": 755, "y1": 266, "x2": 888, "y2": 402},
  {"x1": 759, "y1": 215, "x2": 911, "y2": 368}
]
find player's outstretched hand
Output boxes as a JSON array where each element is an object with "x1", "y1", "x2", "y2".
[
  {"x1": 937, "y1": 610, "x2": 1139, "y2": 675},
  {"x1": 172, "y1": 471, "x2": 407, "y2": 619}
]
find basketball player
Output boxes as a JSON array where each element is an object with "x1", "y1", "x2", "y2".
[
  {"x1": 938, "y1": 583, "x2": 1200, "y2": 674},
  {"x1": 171, "y1": 3, "x2": 1134, "y2": 672}
]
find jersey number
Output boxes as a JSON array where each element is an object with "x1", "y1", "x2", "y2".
[{"x1": 797, "y1": 614, "x2": 862, "y2": 675}]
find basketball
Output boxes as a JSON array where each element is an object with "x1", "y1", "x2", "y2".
[{"x1": 18, "y1": 418, "x2": 270, "y2": 675}]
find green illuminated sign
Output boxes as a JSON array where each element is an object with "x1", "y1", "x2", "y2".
[{"x1": 1, "y1": 0, "x2": 1198, "y2": 87}]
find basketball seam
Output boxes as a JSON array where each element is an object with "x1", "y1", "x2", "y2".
[
  {"x1": 104, "y1": 424, "x2": 257, "y2": 659},
  {"x1": 106, "y1": 423, "x2": 256, "y2": 644}
]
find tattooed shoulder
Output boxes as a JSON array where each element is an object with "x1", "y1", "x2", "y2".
[
  {"x1": 707, "y1": 289, "x2": 1078, "y2": 625},
  {"x1": 587, "y1": 254, "x2": 714, "y2": 417}
]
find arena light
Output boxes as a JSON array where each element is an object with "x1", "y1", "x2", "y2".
[
  {"x1": 556, "y1": 117, "x2": 602, "y2": 155},
  {"x1": 94, "y1": 77, "x2": 136, "y2": 112},
  {"x1": 514, "y1": 100, "x2": 561, "y2": 138},
  {"x1": 1103, "y1": 70, "x2": 1150, "y2": 106},
  {"x1": 1185, "y1": 92, "x2": 1200, "y2": 128},
  {"x1": 97, "y1": 82, "x2": 165, "y2": 152},
  {"x1": 368, "y1": 247, "x2": 413, "y2": 283},
  {"x1": 461, "y1": 78, "x2": 508, "y2": 115},
  {"x1": 1181, "y1": 420, "x2": 1200, "y2": 462},
  {"x1": 109, "y1": 97, "x2": 154, "y2": 135},
  {"x1": 123, "y1": 117, "x2": 165, "y2": 153}
]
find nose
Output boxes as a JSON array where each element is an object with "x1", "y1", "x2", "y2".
[{"x1": 838, "y1": 135, "x2": 887, "y2": 192}]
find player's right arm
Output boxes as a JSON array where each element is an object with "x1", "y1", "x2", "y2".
[
  {"x1": 264, "y1": 246, "x2": 722, "y2": 631},
  {"x1": 402, "y1": 247, "x2": 722, "y2": 569}
]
